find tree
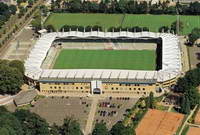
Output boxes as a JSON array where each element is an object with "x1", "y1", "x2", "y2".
[
  {"x1": 28, "y1": 0, "x2": 33, "y2": 7},
  {"x1": 116, "y1": 0, "x2": 127, "y2": 13},
  {"x1": 69, "y1": 0, "x2": 82, "y2": 12},
  {"x1": 9, "y1": 5, "x2": 17, "y2": 15},
  {"x1": 188, "y1": 28, "x2": 200, "y2": 45},
  {"x1": 40, "y1": 5, "x2": 48, "y2": 17},
  {"x1": 59, "y1": 117, "x2": 83, "y2": 135},
  {"x1": 50, "y1": 123, "x2": 60, "y2": 135},
  {"x1": 142, "y1": 27, "x2": 149, "y2": 31},
  {"x1": 189, "y1": 1, "x2": 200, "y2": 15},
  {"x1": 197, "y1": 63, "x2": 200, "y2": 68},
  {"x1": 185, "y1": 87, "x2": 200, "y2": 108},
  {"x1": 131, "y1": 26, "x2": 142, "y2": 32},
  {"x1": 60, "y1": 25, "x2": 70, "y2": 32},
  {"x1": 9, "y1": 60, "x2": 25, "y2": 74},
  {"x1": 149, "y1": 92, "x2": 154, "y2": 109},
  {"x1": 0, "y1": 112, "x2": 24, "y2": 135},
  {"x1": 14, "y1": 110, "x2": 51, "y2": 135},
  {"x1": 170, "y1": 20, "x2": 184, "y2": 34},
  {"x1": 45, "y1": 24, "x2": 56, "y2": 32},
  {"x1": 92, "y1": 25, "x2": 102, "y2": 31},
  {"x1": 0, "y1": 65, "x2": 23, "y2": 94},
  {"x1": 181, "y1": 95, "x2": 190, "y2": 114},
  {"x1": 158, "y1": 26, "x2": 170, "y2": 33},
  {"x1": 18, "y1": 6, "x2": 26, "y2": 18},
  {"x1": 109, "y1": 122, "x2": 135, "y2": 135},
  {"x1": 92, "y1": 122, "x2": 108, "y2": 135},
  {"x1": 0, "y1": 106, "x2": 8, "y2": 115},
  {"x1": 146, "y1": 92, "x2": 154, "y2": 109}
]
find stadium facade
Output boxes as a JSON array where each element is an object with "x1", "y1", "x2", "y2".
[{"x1": 25, "y1": 31, "x2": 182, "y2": 97}]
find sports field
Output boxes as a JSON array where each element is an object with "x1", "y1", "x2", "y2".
[
  {"x1": 45, "y1": 13, "x2": 200, "y2": 35},
  {"x1": 45, "y1": 13, "x2": 123, "y2": 30},
  {"x1": 53, "y1": 50, "x2": 156, "y2": 70}
]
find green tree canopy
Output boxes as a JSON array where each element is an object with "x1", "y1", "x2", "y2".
[
  {"x1": 92, "y1": 122, "x2": 108, "y2": 135},
  {"x1": 50, "y1": 123, "x2": 60, "y2": 135},
  {"x1": 0, "y1": 64, "x2": 23, "y2": 94},
  {"x1": 59, "y1": 117, "x2": 83, "y2": 135},
  {"x1": 109, "y1": 122, "x2": 135, "y2": 135},
  {"x1": 9, "y1": 60, "x2": 25, "y2": 74},
  {"x1": 0, "y1": 111, "x2": 24, "y2": 135},
  {"x1": 188, "y1": 28, "x2": 200, "y2": 45},
  {"x1": 177, "y1": 67, "x2": 200, "y2": 111},
  {"x1": 170, "y1": 20, "x2": 184, "y2": 34},
  {"x1": 14, "y1": 110, "x2": 51, "y2": 135}
]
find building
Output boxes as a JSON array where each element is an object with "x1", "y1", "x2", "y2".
[
  {"x1": 25, "y1": 31, "x2": 182, "y2": 97},
  {"x1": 14, "y1": 90, "x2": 37, "y2": 106}
]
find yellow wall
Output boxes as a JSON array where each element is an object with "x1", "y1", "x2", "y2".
[
  {"x1": 161, "y1": 77, "x2": 178, "y2": 88},
  {"x1": 39, "y1": 81, "x2": 156, "y2": 97},
  {"x1": 40, "y1": 82, "x2": 91, "y2": 95},
  {"x1": 101, "y1": 83, "x2": 156, "y2": 97}
]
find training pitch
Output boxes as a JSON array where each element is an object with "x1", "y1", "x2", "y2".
[
  {"x1": 45, "y1": 13, "x2": 200, "y2": 35},
  {"x1": 53, "y1": 50, "x2": 156, "y2": 70}
]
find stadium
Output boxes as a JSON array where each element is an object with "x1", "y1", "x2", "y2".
[{"x1": 25, "y1": 31, "x2": 182, "y2": 97}]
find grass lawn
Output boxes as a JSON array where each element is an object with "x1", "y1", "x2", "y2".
[
  {"x1": 123, "y1": 14, "x2": 200, "y2": 35},
  {"x1": 45, "y1": 13, "x2": 124, "y2": 30},
  {"x1": 45, "y1": 13, "x2": 200, "y2": 35},
  {"x1": 53, "y1": 49, "x2": 156, "y2": 70}
]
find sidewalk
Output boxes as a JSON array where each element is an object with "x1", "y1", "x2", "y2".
[{"x1": 84, "y1": 98, "x2": 99, "y2": 135}]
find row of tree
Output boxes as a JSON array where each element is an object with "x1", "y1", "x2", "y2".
[
  {"x1": 51, "y1": 0, "x2": 200, "y2": 15},
  {"x1": 188, "y1": 28, "x2": 200, "y2": 46},
  {"x1": 0, "y1": 106, "x2": 84, "y2": 135},
  {"x1": 92, "y1": 121, "x2": 135, "y2": 135},
  {"x1": 43, "y1": 20, "x2": 181, "y2": 34},
  {"x1": 176, "y1": 67, "x2": 200, "y2": 114},
  {"x1": 0, "y1": 60, "x2": 24, "y2": 95},
  {"x1": 58, "y1": 25, "x2": 150, "y2": 32},
  {"x1": 0, "y1": 107, "x2": 50, "y2": 135},
  {"x1": 0, "y1": 2, "x2": 17, "y2": 28},
  {"x1": 0, "y1": 105, "x2": 136, "y2": 135}
]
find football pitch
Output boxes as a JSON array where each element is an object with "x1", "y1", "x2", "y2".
[
  {"x1": 45, "y1": 13, "x2": 200, "y2": 35},
  {"x1": 53, "y1": 50, "x2": 156, "y2": 70}
]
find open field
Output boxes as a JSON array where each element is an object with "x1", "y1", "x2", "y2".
[
  {"x1": 45, "y1": 13, "x2": 123, "y2": 30},
  {"x1": 53, "y1": 49, "x2": 156, "y2": 70},
  {"x1": 45, "y1": 13, "x2": 200, "y2": 35},
  {"x1": 123, "y1": 15, "x2": 200, "y2": 35}
]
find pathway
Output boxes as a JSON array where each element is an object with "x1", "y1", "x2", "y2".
[
  {"x1": 179, "y1": 36, "x2": 190, "y2": 72},
  {"x1": 84, "y1": 98, "x2": 98, "y2": 135},
  {"x1": 178, "y1": 105, "x2": 198, "y2": 135}
]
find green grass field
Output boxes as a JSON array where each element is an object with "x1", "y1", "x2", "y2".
[
  {"x1": 45, "y1": 13, "x2": 200, "y2": 35},
  {"x1": 53, "y1": 50, "x2": 156, "y2": 70},
  {"x1": 45, "y1": 13, "x2": 124, "y2": 30}
]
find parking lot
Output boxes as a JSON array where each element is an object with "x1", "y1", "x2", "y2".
[
  {"x1": 30, "y1": 97, "x2": 92, "y2": 130},
  {"x1": 94, "y1": 97, "x2": 138, "y2": 129}
]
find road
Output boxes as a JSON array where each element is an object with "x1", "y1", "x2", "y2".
[{"x1": 0, "y1": 0, "x2": 44, "y2": 59}]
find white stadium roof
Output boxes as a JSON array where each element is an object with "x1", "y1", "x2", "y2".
[{"x1": 25, "y1": 31, "x2": 182, "y2": 83}]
